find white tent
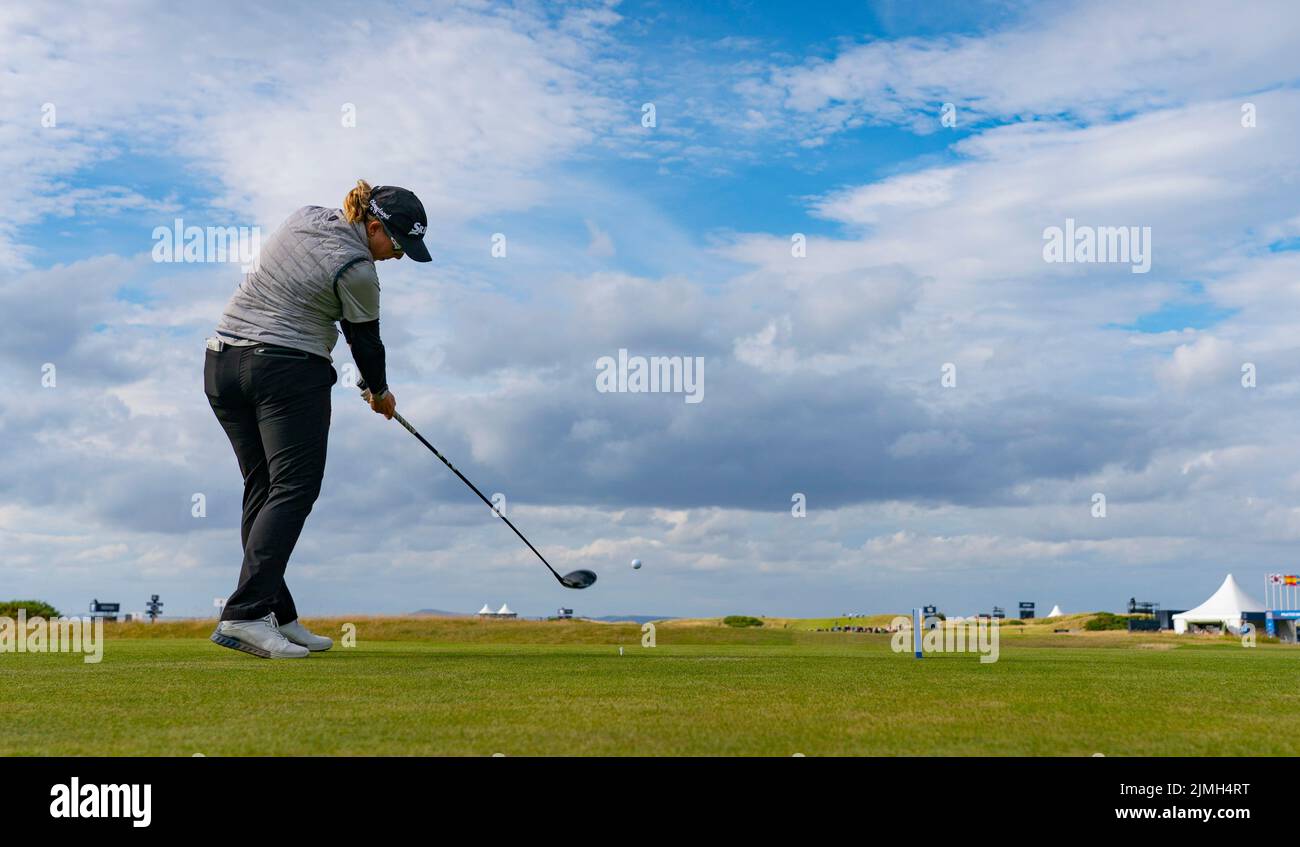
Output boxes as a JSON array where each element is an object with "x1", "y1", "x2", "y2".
[
  {"x1": 497, "y1": 603, "x2": 513, "y2": 616},
  {"x1": 477, "y1": 604, "x2": 493, "y2": 615},
  {"x1": 1046, "y1": 605, "x2": 1063, "y2": 618},
  {"x1": 1173, "y1": 574, "x2": 1264, "y2": 634}
]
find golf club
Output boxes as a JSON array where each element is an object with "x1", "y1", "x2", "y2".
[{"x1": 358, "y1": 379, "x2": 596, "y2": 590}]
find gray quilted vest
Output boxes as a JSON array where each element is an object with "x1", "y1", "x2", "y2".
[{"x1": 215, "y1": 205, "x2": 372, "y2": 360}]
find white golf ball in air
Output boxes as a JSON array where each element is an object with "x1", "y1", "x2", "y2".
[{"x1": 631, "y1": 558, "x2": 642, "y2": 570}]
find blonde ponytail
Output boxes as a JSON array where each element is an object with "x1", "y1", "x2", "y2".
[{"x1": 342, "y1": 179, "x2": 373, "y2": 223}]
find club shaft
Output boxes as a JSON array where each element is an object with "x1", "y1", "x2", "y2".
[{"x1": 389, "y1": 411, "x2": 566, "y2": 585}]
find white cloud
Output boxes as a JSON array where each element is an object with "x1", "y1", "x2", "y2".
[
  {"x1": 584, "y1": 218, "x2": 615, "y2": 257},
  {"x1": 0, "y1": 1, "x2": 624, "y2": 261},
  {"x1": 812, "y1": 169, "x2": 958, "y2": 226},
  {"x1": 1158, "y1": 334, "x2": 1237, "y2": 389},
  {"x1": 751, "y1": 0, "x2": 1300, "y2": 139}
]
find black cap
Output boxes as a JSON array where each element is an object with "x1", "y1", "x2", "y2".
[{"x1": 367, "y1": 185, "x2": 432, "y2": 262}]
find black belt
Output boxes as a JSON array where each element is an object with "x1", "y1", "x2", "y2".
[
  {"x1": 252, "y1": 345, "x2": 313, "y2": 360},
  {"x1": 208, "y1": 336, "x2": 326, "y2": 362}
]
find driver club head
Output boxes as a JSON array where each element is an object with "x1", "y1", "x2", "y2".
[{"x1": 560, "y1": 569, "x2": 598, "y2": 589}]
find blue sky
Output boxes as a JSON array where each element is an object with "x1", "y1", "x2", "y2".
[{"x1": 4, "y1": 0, "x2": 1300, "y2": 621}]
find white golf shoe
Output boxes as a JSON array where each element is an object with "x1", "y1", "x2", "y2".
[
  {"x1": 278, "y1": 618, "x2": 333, "y2": 652},
  {"x1": 210, "y1": 613, "x2": 309, "y2": 659}
]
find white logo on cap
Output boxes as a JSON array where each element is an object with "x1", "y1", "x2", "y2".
[
  {"x1": 409, "y1": 222, "x2": 426, "y2": 236},
  {"x1": 368, "y1": 199, "x2": 391, "y2": 220}
]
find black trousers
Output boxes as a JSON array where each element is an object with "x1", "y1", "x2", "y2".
[{"x1": 204, "y1": 343, "x2": 336, "y2": 623}]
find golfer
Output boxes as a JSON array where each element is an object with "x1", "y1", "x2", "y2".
[{"x1": 204, "y1": 180, "x2": 432, "y2": 658}]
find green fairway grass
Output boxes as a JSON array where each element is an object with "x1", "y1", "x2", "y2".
[{"x1": 3, "y1": 617, "x2": 1298, "y2": 756}]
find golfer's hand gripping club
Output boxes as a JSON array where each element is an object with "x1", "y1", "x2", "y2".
[{"x1": 357, "y1": 378, "x2": 396, "y2": 419}]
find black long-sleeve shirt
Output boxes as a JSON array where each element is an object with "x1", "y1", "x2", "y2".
[{"x1": 340, "y1": 318, "x2": 388, "y2": 396}]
